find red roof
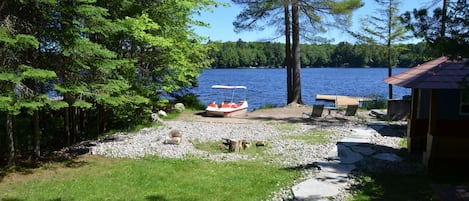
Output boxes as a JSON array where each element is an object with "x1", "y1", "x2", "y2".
[{"x1": 384, "y1": 57, "x2": 469, "y2": 89}]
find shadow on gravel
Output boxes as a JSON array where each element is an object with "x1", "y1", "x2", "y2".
[{"x1": 368, "y1": 123, "x2": 407, "y2": 137}]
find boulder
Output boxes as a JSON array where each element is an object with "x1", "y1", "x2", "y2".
[
  {"x1": 169, "y1": 129, "x2": 182, "y2": 138},
  {"x1": 150, "y1": 113, "x2": 163, "y2": 122},
  {"x1": 174, "y1": 103, "x2": 185, "y2": 112},
  {"x1": 158, "y1": 110, "x2": 168, "y2": 117},
  {"x1": 163, "y1": 137, "x2": 181, "y2": 145}
]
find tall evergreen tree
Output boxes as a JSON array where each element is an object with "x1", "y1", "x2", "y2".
[
  {"x1": 0, "y1": 19, "x2": 56, "y2": 166},
  {"x1": 350, "y1": 0, "x2": 410, "y2": 100}
]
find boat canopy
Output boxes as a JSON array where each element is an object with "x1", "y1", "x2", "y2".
[{"x1": 211, "y1": 85, "x2": 247, "y2": 89}]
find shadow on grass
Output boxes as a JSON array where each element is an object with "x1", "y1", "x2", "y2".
[
  {"x1": 349, "y1": 171, "x2": 469, "y2": 201},
  {"x1": 0, "y1": 155, "x2": 89, "y2": 184},
  {"x1": 146, "y1": 195, "x2": 199, "y2": 201},
  {"x1": 146, "y1": 195, "x2": 168, "y2": 201},
  {"x1": 348, "y1": 172, "x2": 439, "y2": 201},
  {"x1": 1, "y1": 198, "x2": 25, "y2": 201}
]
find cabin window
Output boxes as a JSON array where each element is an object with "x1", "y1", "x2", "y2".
[{"x1": 460, "y1": 90, "x2": 469, "y2": 115}]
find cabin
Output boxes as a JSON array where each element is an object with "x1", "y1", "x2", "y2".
[{"x1": 385, "y1": 56, "x2": 469, "y2": 173}]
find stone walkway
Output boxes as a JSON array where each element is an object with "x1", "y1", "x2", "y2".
[{"x1": 292, "y1": 124, "x2": 403, "y2": 200}]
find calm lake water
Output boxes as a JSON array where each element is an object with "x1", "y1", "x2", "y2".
[{"x1": 191, "y1": 68, "x2": 411, "y2": 112}]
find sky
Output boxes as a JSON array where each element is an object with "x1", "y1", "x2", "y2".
[{"x1": 193, "y1": 0, "x2": 436, "y2": 43}]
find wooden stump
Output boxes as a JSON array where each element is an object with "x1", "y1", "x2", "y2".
[
  {"x1": 242, "y1": 140, "x2": 252, "y2": 149},
  {"x1": 228, "y1": 139, "x2": 243, "y2": 152}
]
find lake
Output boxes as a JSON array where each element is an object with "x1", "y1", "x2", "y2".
[{"x1": 191, "y1": 68, "x2": 411, "y2": 112}]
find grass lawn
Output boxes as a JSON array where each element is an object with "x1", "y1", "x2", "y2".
[{"x1": 0, "y1": 155, "x2": 299, "y2": 201}]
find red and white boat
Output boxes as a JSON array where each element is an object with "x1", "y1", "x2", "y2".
[{"x1": 205, "y1": 85, "x2": 248, "y2": 117}]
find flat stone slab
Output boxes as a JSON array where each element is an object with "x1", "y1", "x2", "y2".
[
  {"x1": 315, "y1": 162, "x2": 356, "y2": 174},
  {"x1": 315, "y1": 171, "x2": 350, "y2": 187},
  {"x1": 337, "y1": 144, "x2": 364, "y2": 164},
  {"x1": 349, "y1": 145, "x2": 376, "y2": 156},
  {"x1": 292, "y1": 179, "x2": 340, "y2": 200},
  {"x1": 372, "y1": 153, "x2": 403, "y2": 162}
]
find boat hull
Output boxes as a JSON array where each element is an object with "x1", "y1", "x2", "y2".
[
  {"x1": 205, "y1": 102, "x2": 248, "y2": 117},
  {"x1": 205, "y1": 107, "x2": 248, "y2": 117}
]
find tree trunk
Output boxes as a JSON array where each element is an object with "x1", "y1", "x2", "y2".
[
  {"x1": 64, "y1": 107, "x2": 71, "y2": 146},
  {"x1": 440, "y1": 0, "x2": 448, "y2": 39},
  {"x1": 6, "y1": 113, "x2": 15, "y2": 167},
  {"x1": 32, "y1": 110, "x2": 41, "y2": 159},
  {"x1": 73, "y1": 107, "x2": 79, "y2": 143},
  {"x1": 440, "y1": 0, "x2": 448, "y2": 56},
  {"x1": 284, "y1": 0, "x2": 293, "y2": 103},
  {"x1": 387, "y1": 0, "x2": 393, "y2": 100},
  {"x1": 290, "y1": 0, "x2": 303, "y2": 105}
]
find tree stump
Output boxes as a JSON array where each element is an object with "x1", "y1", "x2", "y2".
[
  {"x1": 228, "y1": 139, "x2": 243, "y2": 152},
  {"x1": 242, "y1": 140, "x2": 252, "y2": 149}
]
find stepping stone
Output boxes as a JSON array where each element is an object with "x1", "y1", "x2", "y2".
[
  {"x1": 315, "y1": 171, "x2": 350, "y2": 187},
  {"x1": 314, "y1": 162, "x2": 356, "y2": 174},
  {"x1": 314, "y1": 162, "x2": 356, "y2": 187},
  {"x1": 292, "y1": 179, "x2": 340, "y2": 200},
  {"x1": 373, "y1": 153, "x2": 403, "y2": 162},
  {"x1": 337, "y1": 144, "x2": 364, "y2": 164},
  {"x1": 349, "y1": 145, "x2": 375, "y2": 156}
]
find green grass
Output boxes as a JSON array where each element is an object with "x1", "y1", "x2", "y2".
[
  {"x1": 399, "y1": 136, "x2": 408, "y2": 149},
  {"x1": 284, "y1": 129, "x2": 336, "y2": 144},
  {"x1": 276, "y1": 123, "x2": 300, "y2": 132},
  {"x1": 0, "y1": 156, "x2": 298, "y2": 201}
]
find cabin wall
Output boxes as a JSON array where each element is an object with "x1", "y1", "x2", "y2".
[
  {"x1": 407, "y1": 89, "x2": 429, "y2": 153},
  {"x1": 424, "y1": 89, "x2": 469, "y2": 173}
]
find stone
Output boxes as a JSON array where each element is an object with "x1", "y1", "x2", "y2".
[
  {"x1": 337, "y1": 144, "x2": 364, "y2": 164},
  {"x1": 292, "y1": 179, "x2": 340, "y2": 200},
  {"x1": 163, "y1": 137, "x2": 181, "y2": 145},
  {"x1": 349, "y1": 145, "x2": 376, "y2": 156},
  {"x1": 372, "y1": 153, "x2": 403, "y2": 162},
  {"x1": 169, "y1": 129, "x2": 182, "y2": 138},
  {"x1": 158, "y1": 110, "x2": 167, "y2": 117},
  {"x1": 150, "y1": 113, "x2": 163, "y2": 122},
  {"x1": 174, "y1": 103, "x2": 185, "y2": 112}
]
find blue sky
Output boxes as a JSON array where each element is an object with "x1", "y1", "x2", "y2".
[{"x1": 193, "y1": 0, "x2": 434, "y2": 43}]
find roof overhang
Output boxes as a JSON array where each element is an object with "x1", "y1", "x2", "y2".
[{"x1": 384, "y1": 57, "x2": 469, "y2": 89}]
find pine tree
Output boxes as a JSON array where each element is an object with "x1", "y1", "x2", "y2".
[
  {"x1": 0, "y1": 23, "x2": 56, "y2": 166},
  {"x1": 233, "y1": 0, "x2": 363, "y2": 105},
  {"x1": 350, "y1": 0, "x2": 411, "y2": 100}
]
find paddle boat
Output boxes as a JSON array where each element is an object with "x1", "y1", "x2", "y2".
[{"x1": 205, "y1": 85, "x2": 248, "y2": 117}]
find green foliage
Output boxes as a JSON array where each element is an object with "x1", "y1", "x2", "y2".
[
  {"x1": 402, "y1": 0, "x2": 469, "y2": 57},
  {"x1": 252, "y1": 103, "x2": 279, "y2": 111},
  {"x1": 399, "y1": 136, "x2": 407, "y2": 149},
  {"x1": 173, "y1": 93, "x2": 206, "y2": 110},
  {"x1": 208, "y1": 41, "x2": 436, "y2": 68},
  {"x1": 361, "y1": 97, "x2": 388, "y2": 110}
]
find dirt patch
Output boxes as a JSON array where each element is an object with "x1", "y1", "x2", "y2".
[
  {"x1": 172, "y1": 104, "x2": 372, "y2": 125},
  {"x1": 172, "y1": 105, "x2": 313, "y2": 124}
]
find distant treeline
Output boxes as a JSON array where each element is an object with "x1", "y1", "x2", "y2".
[{"x1": 208, "y1": 40, "x2": 437, "y2": 68}]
